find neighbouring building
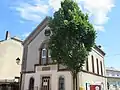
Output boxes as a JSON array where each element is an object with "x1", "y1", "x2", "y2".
[
  {"x1": 106, "y1": 67, "x2": 120, "y2": 90},
  {"x1": 0, "y1": 31, "x2": 23, "y2": 90},
  {"x1": 21, "y1": 17, "x2": 107, "y2": 90}
]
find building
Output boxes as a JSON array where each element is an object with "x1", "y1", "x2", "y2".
[
  {"x1": 21, "y1": 17, "x2": 107, "y2": 90},
  {"x1": 106, "y1": 67, "x2": 120, "y2": 90},
  {"x1": 0, "y1": 31, "x2": 23, "y2": 90}
]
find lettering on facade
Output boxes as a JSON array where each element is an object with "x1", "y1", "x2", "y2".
[{"x1": 42, "y1": 67, "x2": 50, "y2": 71}]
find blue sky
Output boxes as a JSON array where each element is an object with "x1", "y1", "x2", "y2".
[{"x1": 0, "y1": 0, "x2": 119, "y2": 69}]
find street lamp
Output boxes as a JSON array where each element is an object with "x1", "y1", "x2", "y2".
[
  {"x1": 16, "y1": 57, "x2": 20, "y2": 65},
  {"x1": 16, "y1": 57, "x2": 22, "y2": 90}
]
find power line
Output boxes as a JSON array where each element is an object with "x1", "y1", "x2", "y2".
[{"x1": 105, "y1": 54, "x2": 120, "y2": 57}]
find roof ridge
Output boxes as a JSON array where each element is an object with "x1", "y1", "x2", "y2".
[{"x1": 23, "y1": 16, "x2": 49, "y2": 45}]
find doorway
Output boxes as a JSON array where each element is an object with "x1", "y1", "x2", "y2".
[{"x1": 41, "y1": 76, "x2": 50, "y2": 90}]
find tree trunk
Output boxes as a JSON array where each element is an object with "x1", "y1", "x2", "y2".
[
  {"x1": 73, "y1": 75, "x2": 75, "y2": 90},
  {"x1": 72, "y1": 72, "x2": 77, "y2": 90},
  {"x1": 76, "y1": 75, "x2": 77, "y2": 90}
]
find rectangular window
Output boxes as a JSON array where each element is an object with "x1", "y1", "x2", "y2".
[
  {"x1": 91, "y1": 55, "x2": 94, "y2": 73},
  {"x1": 42, "y1": 48, "x2": 46, "y2": 58},
  {"x1": 96, "y1": 58, "x2": 99, "y2": 74},
  {"x1": 100, "y1": 61, "x2": 103, "y2": 76},
  {"x1": 41, "y1": 48, "x2": 47, "y2": 65},
  {"x1": 48, "y1": 50, "x2": 53, "y2": 64},
  {"x1": 48, "y1": 50, "x2": 51, "y2": 58},
  {"x1": 86, "y1": 58, "x2": 89, "y2": 71},
  {"x1": 59, "y1": 77, "x2": 65, "y2": 90}
]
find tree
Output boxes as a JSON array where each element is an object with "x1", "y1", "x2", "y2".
[{"x1": 48, "y1": 0, "x2": 96, "y2": 90}]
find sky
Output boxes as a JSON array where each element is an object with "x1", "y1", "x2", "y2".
[{"x1": 0, "y1": 0, "x2": 119, "y2": 69}]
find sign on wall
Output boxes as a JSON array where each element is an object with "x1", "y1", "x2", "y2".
[
  {"x1": 90, "y1": 85, "x2": 101, "y2": 90},
  {"x1": 42, "y1": 67, "x2": 50, "y2": 71}
]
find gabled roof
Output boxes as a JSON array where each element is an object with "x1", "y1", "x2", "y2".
[
  {"x1": 22, "y1": 16, "x2": 105, "y2": 56},
  {"x1": 0, "y1": 30, "x2": 23, "y2": 43},
  {"x1": 94, "y1": 45, "x2": 105, "y2": 56},
  {"x1": 0, "y1": 37, "x2": 22, "y2": 43},
  {"x1": 22, "y1": 17, "x2": 49, "y2": 46},
  {"x1": 11, "y1": 37, "x2": 22, "y2": 43}
]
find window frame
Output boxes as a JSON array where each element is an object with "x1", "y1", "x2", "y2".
[
  {"x1": 29, "y1": 77, "x2": 34, "y2": 90},
  {"x1": 86, "y1": 58, "x2": 89, "y2": 71},
  {"x1": 58, "y1": 76, "x2": 65, "y2": 90},
  {"x1": 41, "y1": 48, "x2": 47, "y2": 59},
  {"x1": 100, "y1": 61, "x2": 103, "y2": 76},
  {"x1": 39, "y1": 41, "x2": 52, "y2": 65},
  {"x1": 96, "y1": 58, "x2": 99, "y2": 75},
  {"x1": 91, "y1": 55, "x2": 95, "y2": 73}
]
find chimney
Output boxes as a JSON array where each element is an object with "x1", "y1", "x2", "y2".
[
  {"x1": 5, "y1": 31, "x2": 10, "y2": 40},
  {"x1": 98, "y1": 45, "x2": 101, "y2": 48}
]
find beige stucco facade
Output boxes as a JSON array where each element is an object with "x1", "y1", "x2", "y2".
[
  {"x1": 21, "y1": 17, "x2": 107, "y2": 90},
  {"x1": 0, "y1": 35, "x2": 23, "y2": 81},
  {"x1": 79, "y1": 72, "x2": 107, "y2": 90},
  {"x1": 22, "y1": 66, "x2": 107, "y2": 90},
  {"x1": 23, "y1": 65, "x2": 72, "y2": 90},
  {"x1": 26, "y1": 26, "x2": 48, "y2": 72}
]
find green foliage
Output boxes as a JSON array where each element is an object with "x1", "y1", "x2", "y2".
[{"x1": 48, "y1": 0, "x2": 96, "y2": 73}]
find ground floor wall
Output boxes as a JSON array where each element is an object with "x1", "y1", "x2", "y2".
[
  {"x1": 79, "y1": 72, "x2": 107, "y2": 90},
  {"x1": 22, "y1": 71, "x2": 107, "y2": 90},
  {"x1": 22, "y1": 71, "x2": 72, "y2": 90}
]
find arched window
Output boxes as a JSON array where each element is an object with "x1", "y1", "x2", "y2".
[
  {"x1": 39, "y1": 41, "x2": 52, "y2": 65},
  {"x1": 59, "y1": 76, "x2": 65, "y2": 90},
  {"x1": 29, "y1": 77, "x2": 34, "y2": 90}
]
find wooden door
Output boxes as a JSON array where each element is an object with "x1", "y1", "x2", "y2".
[{"x1": 41, "y1": 77, "x2": 50, "y2": 90}]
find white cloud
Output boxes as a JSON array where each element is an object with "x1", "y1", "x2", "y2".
[
  {"x1": 78, "y1": 0, "x2": 115, "y2": 31},
  {"x1": 48, "y1": 0, "x2": 115, "y2": 31},
  {"x1": 49, "y1": 0, "x2": 61, "y2": 11},
  {"x1": 84, "y1": 0, "x2": 114, "y2": 24},
  {"x1": 13, "y1": 1, "x2": 49, "y2": 22},
  {"x1": 12, "y1": 0, "x2": 115, "y2": 31},
  {"x1": 94, "y1": 25, "x2": 105, "y2": 32},
  {"x1": 20, "y1": 20, "x2": 24, "y2": 24},
  {"x1": 22, "y1": 32, "x2": 31, "y2": 38}
]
